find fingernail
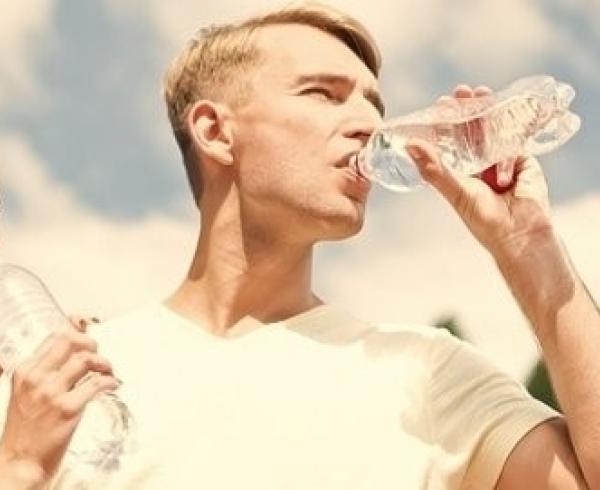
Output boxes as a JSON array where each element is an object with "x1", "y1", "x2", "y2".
[
  {"x1": 406, "y1": 145, "x2": 424, "y2": 161},
  {"x1": 499, "y1": 171, "x2": 511, "y2": 186}
]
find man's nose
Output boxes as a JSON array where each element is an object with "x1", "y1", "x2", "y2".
[
  {"x1": 344, "y1": 127, "x2": 374, "y2": 146},
  {"x1": 342, "y1": 116, "x2": 379, "y2": 146},
  {"x1": 343, "y1": 98, "x2": 383, "y2": 145}
]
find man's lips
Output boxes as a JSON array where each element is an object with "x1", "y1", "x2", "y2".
[
  {"x1": 335, "y1": 151, "x2": 366, "y2": 176},
  {"x1": 335, "y1": 153, "x2": 372, "y2": 201},
  {"x1": 349, "y1": 153, "x2": 364, "y2": 178},
  {"x1": 334, "y1": 152, "x2": 356, "y2": 169}
]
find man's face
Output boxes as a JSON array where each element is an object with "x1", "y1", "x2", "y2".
[{"x1": 231, "y1": 23, "x2": 384, "y2": 244}]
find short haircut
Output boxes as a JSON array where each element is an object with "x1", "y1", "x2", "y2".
[{"x1": 162, "y1": 1, "x2": 382, "y2": 205}]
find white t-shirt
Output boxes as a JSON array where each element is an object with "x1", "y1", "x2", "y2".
[{"x1": 1, "y1": 303, "x2": 559, "y2": 489}]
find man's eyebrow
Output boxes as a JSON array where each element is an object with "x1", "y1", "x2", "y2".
[
  {"x1": 365, "y1": 86, "x2": 386, "y2": 118},
  {"x1": 294, "y1": 73, "x2": 386, "y2": 117}
]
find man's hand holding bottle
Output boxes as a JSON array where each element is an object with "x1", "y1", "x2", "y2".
[{"x1": 0, "y1": 316, "x2": 117, "y2": 490}]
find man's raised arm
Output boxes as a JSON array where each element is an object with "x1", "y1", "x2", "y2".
[{"x1": 407, "y1": 82, "x2": 599, "y2": 489}]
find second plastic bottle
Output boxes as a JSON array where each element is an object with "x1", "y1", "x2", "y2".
[{"x1": 0, "y1": 264, "x2": 136, "y2": 485}]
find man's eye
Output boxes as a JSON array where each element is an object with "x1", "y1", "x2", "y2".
[{"x1": 303, "y1": 87, "x2": 335, "y2": 101}]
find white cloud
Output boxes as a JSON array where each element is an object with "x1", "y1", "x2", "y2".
[
  {"x1": 438, "y1": 0, "x2": 600, "y2": 85},
  {"x1": 103, "y1": 0, "x2": 600, "y2": 120},
  {"x1": 439, "y1": 0, "x2": 554, "y2": 83},
  {"x1": 0, "y1": 133, "x2": 197, "y2": 319},
  {"x1": 105, "y1": 0, "x2": 443, "y2": 54},
  {"x1": 103, "y1": 0, "x2": 445, "y2": 102},
  {"x1": 1, "y1": 134, "x2": 85, "y2": 223},
  {"x1": 555, "y1": 0, "x2": 600, "y2": 30},
  {"x1": 0, "y1": 0, "x2": 54, "y2": 107},
  {"x1": 555, "y1": 27, "x2": 600, "y2": 83}
]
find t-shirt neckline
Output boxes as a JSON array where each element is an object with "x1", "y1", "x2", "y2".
[{"x1": 156, "y1": 301, "x2": 338, "y2": 340}]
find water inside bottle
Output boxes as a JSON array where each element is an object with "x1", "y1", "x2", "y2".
[
  {"x1": 67, "y1": 391, "x2": 136, "y2": 472},
  {"x1": 361, "y1": 131, "x2": 426, "y2": 192},
  {"x1": 360, "y1": 80, "x2": 580, "y2": 192},
  {"x1": 0, "y1": 264, "x2": 137, "y2": 482}
]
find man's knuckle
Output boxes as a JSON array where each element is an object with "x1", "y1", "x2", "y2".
[
  {"x1": 420, "y1": 162, "x2": 440, "y2": 181},
  {"x1": 12, "y1": 365, "x2": 27, "y2": 382},
  {"x1": 87, "y1": 338, "x2": 99, "y2": 353},
  {"x1": 82, "y1": 352, "x2": 97, "y2": 369},
  {"x1": 68, "y1": 315, "x2": 83, "y2": 324},
  {"x1": 56, "y1": 399, "x2": 78, "y2": 418},
  {"x1": 16, "y1": 370, "x2": 39, "y2": 390},
  {"x1": 57, "y1": 328, "x2": 77, "y2": 346},
  {"x1": 58, "y1": 328, "x2": 98, "y2": 353},
  {"x1": 35, "y1": 385, "x2": 56, "y2": 405},
  {"x1": 70, "y1": 354, "x2": 86, "y2": 372}
]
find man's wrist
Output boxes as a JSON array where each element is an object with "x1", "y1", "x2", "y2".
[
  {"x1": 495, "y1": 229, "x2": 576, "y2": 330},
  {"x1": 495, "y1": 224, "x2": 566, "y2": 278},
  {"x1": 0, "y1": 454, "x2": 48, "y2": 490}
]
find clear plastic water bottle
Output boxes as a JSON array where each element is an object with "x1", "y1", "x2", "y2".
[
  {"x1": 0, "y1": 264, "x2": 135, "y2": 484},
  {"x1": 356, "y1": 75, "x2": 581, "y2": 191}
]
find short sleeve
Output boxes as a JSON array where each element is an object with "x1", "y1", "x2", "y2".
[{"x1": 428, "y1": 328, "x2": 560, "y2": 489}]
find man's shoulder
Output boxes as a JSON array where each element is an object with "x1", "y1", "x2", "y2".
[
  {"x1": 360, "y1": 319, "x2": 461, "y2": 359},
  {"x1": 317, "y1": 305, "x2": 462, "y2": 362},
  {"x1": 88, "y1": 302, "x2": 164, "y2": 342}
]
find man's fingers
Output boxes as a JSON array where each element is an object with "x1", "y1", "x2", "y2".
[
  {"x1": 68, "y1": 315, "x2": 101, "y2": 332},
  {"x1": 28, "y1": 328, "x2": 99, "y2": 380},
  {"x1": 60, "y1": 373, "x2": 121, "y2": 416},
  {"x1": 479, "y1": 161, "x2": 517, "y2": 194},
  {"x1": 58, "y1": 351, "x2": 114, "y2": 391},
  {"x1": 512, "y1": 156, "x2": 550, "y2": 204},
  {"x1": 453, "y1": 84, "x2": 473, "y2": 98},
  {"x1": 452, "y1": 83, "x2": 492, "y2": 98},
  {"x1": 450, "y1": 84, "x2": 486, "y2": 158},
  {"x1": 496, "y1": 159, "x2": 516, "y2": 187},
  {"x1": 474, "y1": 85, "x2": 493, "y2": 97},
  {"x1": 69, "y1": 315, "x2": 88, "y2": 332},
  {"x1": 405, "y1": 138, "x2": 466, "y2": 208},
  {"x1": 406, "y1": 139, "x2": 441, "y2": 181}
]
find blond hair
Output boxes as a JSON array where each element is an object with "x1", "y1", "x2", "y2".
[{"x1": 163, "y1": 2, "x2": 381, "y2": 204}]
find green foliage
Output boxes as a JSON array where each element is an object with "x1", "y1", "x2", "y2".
[
  {"x1": 432, "y1": 314, "x2": 560, "y2": 412},
  {"x1": 433, "y1": 315, "x2": 465, "y2": 340},
  {"x1": 525, "y1": 358, "x2": 561, "y2": 412}
]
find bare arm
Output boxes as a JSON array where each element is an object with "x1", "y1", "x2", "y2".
[
  {"x1": 407, "y1": 83, "x2": 599, "y2": 488},
  {"x1": 0, "y1": 457, "x2": 47, "y2": 490},
  {"x1": 496, "y1": 418, "x2": 588, "y2": 489},
  {"x1": 494, "y1": 230, "x2": 600, "y2": 488}
]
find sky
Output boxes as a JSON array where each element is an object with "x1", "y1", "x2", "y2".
[{"x1": 0, "y1": 0, "x2": 598, "y2": 381}]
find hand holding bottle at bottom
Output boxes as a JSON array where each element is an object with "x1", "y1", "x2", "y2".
[{"x1": 0, "y1": 322, "x2": 119, "y2": 489}]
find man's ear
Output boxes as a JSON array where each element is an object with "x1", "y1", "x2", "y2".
[{"x1": 187, "y1": 100, "x2": 234, "y2": 166}]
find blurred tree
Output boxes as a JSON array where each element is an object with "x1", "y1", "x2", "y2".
[
  {"x1": 432, "y1": 315, "x2": 560, "y2": 412},
  {"x1": 525, "y1": 359, "x2": 561, "y2": 412},
  {"x1": 433, "y1": 315, "x2": 465, "y2": 340}
]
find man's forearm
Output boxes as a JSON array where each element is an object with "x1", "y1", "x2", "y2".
[
  {"x1": 0, "y1": 459, "x2": 48, "y2": 490},
  {"x1": 496, "y1": 230, "x2": 600, "y2": 488}
]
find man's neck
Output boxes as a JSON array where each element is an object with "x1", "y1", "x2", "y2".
[{"x1": 165, "y1": 216, "x2": 321, "y2": 337}]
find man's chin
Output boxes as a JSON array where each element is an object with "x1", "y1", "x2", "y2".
[
  {"x1": 326, "y1": 225, "x2": 363, "y2": 242},
  {"x1": 318, "y1": 210, "x2": 366, "y2": 242}
]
